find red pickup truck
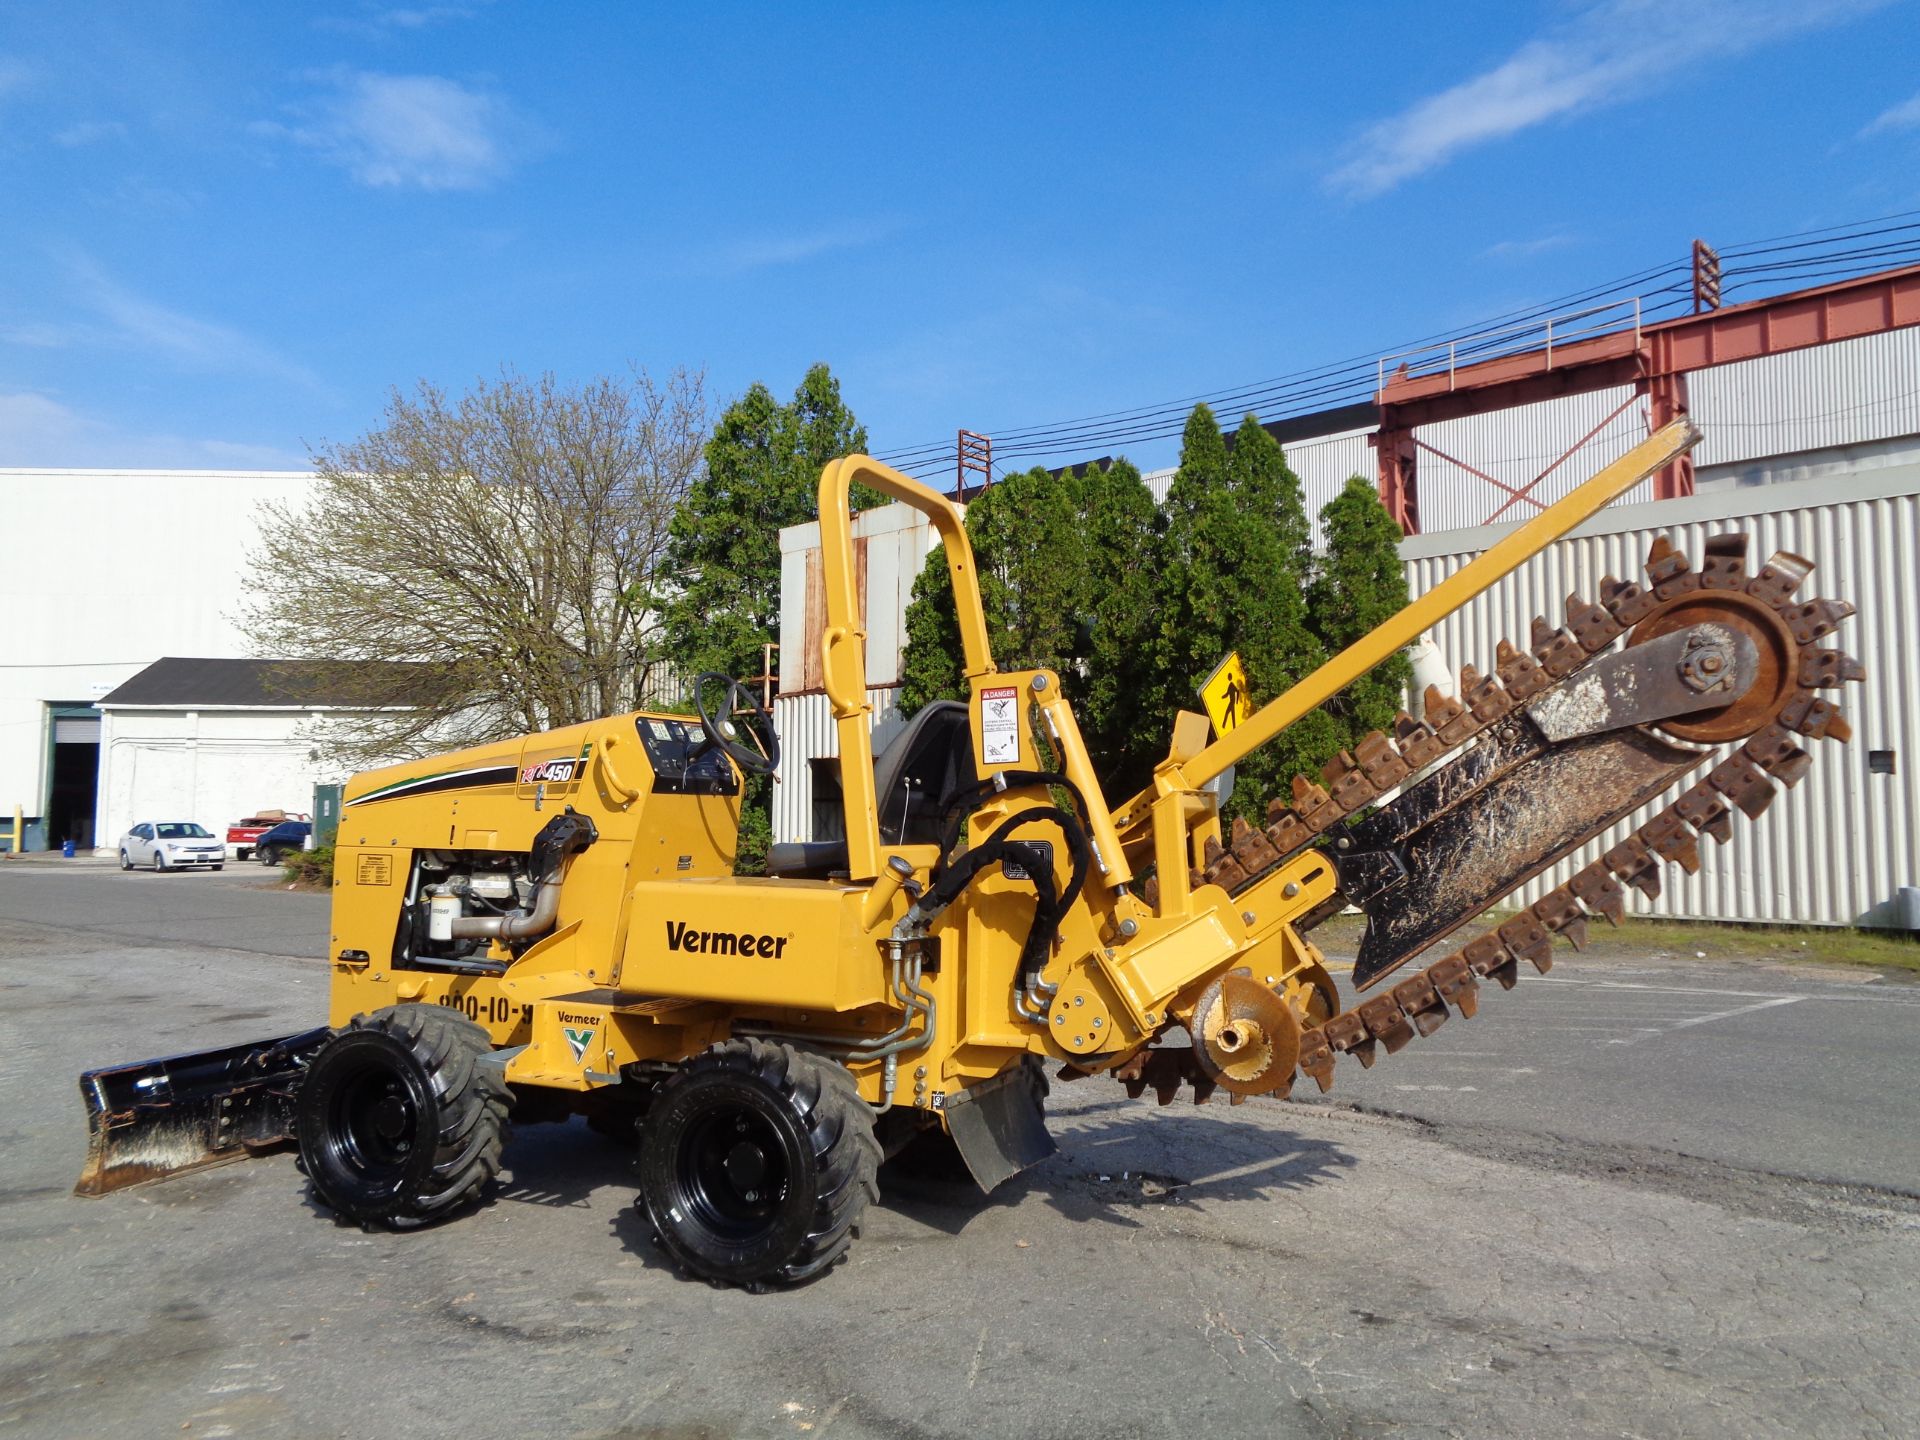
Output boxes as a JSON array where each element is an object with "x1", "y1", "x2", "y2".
[{"x1": 227, "y1": 812, "x2": 309, "y2": 861}]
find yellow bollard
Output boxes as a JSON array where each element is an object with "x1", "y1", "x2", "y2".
[{"x1": 8, "y1": 805, "x2": 19, "y2": 854}]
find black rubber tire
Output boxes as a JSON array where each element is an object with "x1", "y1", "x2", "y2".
[
  {"x1": 638, "y1": 1039, "x2": 879, "y2": 1289},
  {"x1": 296, "y1": 1005, "x2": 509, "y2": 1229},
  {"x1": 885, "y1": 1054, "x2": 1049, "y2": 1183},
  {"x1": 152, "y1": 849, "x2": 166, "y2": 872},
  {"x1": 118, "y1": 850, "x2": 131, "y2": 871},
  {"x1": 259, "y1": 845, "x2": 280, "y2": 866},
  {"x1": 212, "y1": 864, "x2": 224, "y2": 871}
]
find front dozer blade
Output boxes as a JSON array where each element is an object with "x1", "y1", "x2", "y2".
[
  {"x1": 1337, "y1": 727, "x2": 1705, "y2": 991},
  {"x1": 74, "y1": 1028, "x2": 330, "y2": 1196}
]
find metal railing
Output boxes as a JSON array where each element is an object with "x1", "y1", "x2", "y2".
[{"x1": 1378, "y1": 297, "x2": 1643, "y2": 396}]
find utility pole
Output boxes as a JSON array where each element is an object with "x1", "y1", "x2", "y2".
[{"x1": 955, "y1": 430, "x2": 991, "y2": 501}]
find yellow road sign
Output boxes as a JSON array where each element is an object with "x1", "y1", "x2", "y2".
[{"x1": 1198, "y1": 652, "x2": 1252, "y2": 736}]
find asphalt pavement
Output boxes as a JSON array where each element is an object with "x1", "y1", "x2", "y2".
[{"x1": 3, "y1": 862, "x2": 1918, "y2": 1439}]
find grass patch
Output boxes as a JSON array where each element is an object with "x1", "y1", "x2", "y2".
[{"x1": 1304, "y1": 908, "x2": 1920, "y2": 975}]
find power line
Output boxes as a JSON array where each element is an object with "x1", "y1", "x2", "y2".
[{"x1": 878, "y1": 209, "x2": 1920, "y2": 479}]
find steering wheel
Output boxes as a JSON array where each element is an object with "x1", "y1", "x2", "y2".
[{"x1": 692, "y1": 671, "x2": 781, "y2": 776}]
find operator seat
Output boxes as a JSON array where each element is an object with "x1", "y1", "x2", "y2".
[{"x1": 764, "y1": 701, "x2": 977, "y2": 879}]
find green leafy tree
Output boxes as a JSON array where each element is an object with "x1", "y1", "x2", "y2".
[
  {"x1": 897, "y1": 460, "x2": 1164, "y2": 797},
  {"x1": 661, "y1": 363, "x2": 871, "y2": 874},
  {"x1": 1309, "y1": 475, "x2": 1413, "y2": 753},
  {"x1": 1073, "y1": 458, "x2": 1163, "y2": 797},
  {"x1": 662, "y1": 363, "x2": 872, "y2": 682},
  {"x1": 899, "y1": 465, "x2": 1086, "y2": 705},
  {"x1": 1147, "y1": 405, "x2": 1337, "y2": 822}
]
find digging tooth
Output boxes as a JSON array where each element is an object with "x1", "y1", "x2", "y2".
[
  {"x1": 1353, "y1": 731, "x2": 1411, "y2": 789},
  {"x1": 1532, "y1": 886, "x2": 1588, "y2": 951},
  {"x1": 1291, "y1": 773, "x2": 1339, "y2": 829},
  {"x1": 1391, "y1": 970, "x2": 1451, "y2": 1037},
  {"x1": 1358, "y1": 994, "x2": 1416, "y2": 1054},
  {"x1": 1797, "y1": 648, "x2": 1866, "y2": 687},
  {"x1": 1673, "y1": 780, "x2": 1736, "y2": 844},
  {"x1": 1569, "y1": 861, "x2": 1626, "y2": 926},
  {"x1": 1532, "y1": 622, "x2": 1586, "y2": 678},
  {"x1": 1646, "y1": 534, "x2": 1702, "y2": 599},
  {"x1": 1422, "y1": 684, "x2": 1464, "y2": 730},
  {"x1": 1566, "y1": 592, "x2": 1624, "y2": 651},
  {"x1": 1640, "y1": 811, "x2": 1702, "y2": 875},
  {"x1": 1494, "y1": 638, "x2": 1550, "y2": 699},
  {"x1": 1603, "y1": 574, "x2": 1658, "y2": 626},
  {"x1": 1604, "y1": 834, "x2": 1663, "y2": 899},
  {"x1": 1463, "y1": 669, "x2": 1515, "y2": 727},
  {"x1": 1393, "y1": 709, "x2": 1447, "y2": 770},
  {"x1": 1320, "y1": 750, "x2": 1377, "y2": 812},
  {"x1": 1783, "y1": 596, "x2": 1856, "y2": 644},
  {"x1": 1529, "y1": 615, "x2": 1556, "y2": 651},
  {"x1": 1297, "y1": 1031, "x2": 1337, "y2": 1092},
  {"x1": 1700, "y1": 530, "x2": 1750, "y2": 589},
  {"x1": 1708, "y1": 756, "x2": 1778, "y2": 820},
  {"x1": 1779, "y1": 696, "x2": 1852, "y2": 742},
  {"x1": 1428, "y1": 953, "x2": 1480, "y2": 1019},
  {"x1": 1496, "y1": 913, "x2": 1555, "y2": 974},
  {"x1": 1265, "y1": 811, "x2": 1314, "y2": 859},
  {"x1": 1767, "y1": 747, "x2": 1814, "y2": 787},
  {"x1": 1228, "y1": 816, "x2": 1280, "y2": 874},
  {"x1": 1461, "y1": 931, "x2": 1521, "y2": 991},
  {"x1": 1322, "y1": 1011, "x2": 1373, "y2": 1069},
  {"x1": 1746, "y1": 550, "x2": 1814, "y2": 607}
]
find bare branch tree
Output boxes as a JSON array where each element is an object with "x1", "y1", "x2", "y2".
[{"x1": 243, "y1": 368, "x2": 708, "y2": 767}]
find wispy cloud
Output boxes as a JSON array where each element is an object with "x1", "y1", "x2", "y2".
[
  {"x1": 1483, "y1": 233, "x2": 1578, "y2": 261},
  {"x1": 1861, "y1": 92, "x2": 1920, "y2": 137},
  {"x1": 257, "y1": 70, "x2": 538, "y2": 191},
  {"x1": 704, "y1": 219, "x2": 907, "y2": 275},
  {"x1": 317, "y1": 4, "x2": 481, "y2": 38},
  {"x1": 53, "y1": 119, "x2": 128, "y2": 147},
  {"x1": 1, "y1": 256, "x2": 327, "y2": 395},
  {"x1": 0, "y1": 389, "x2": 309, "y2": 469},
  {"x1": 0, "y1": 56, "x2": 32, "y2": 98},
  {"x1": 1329, "y1": 1, "x2": 1885, "y2": 198}
]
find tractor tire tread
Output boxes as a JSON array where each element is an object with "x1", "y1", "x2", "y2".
[
  {"x1": 645, "y1": 1038, "x2": 877, "y2": 1289},
  {"x1": 304, "y1": 1004, "x2": 509, "y2": 1229}
]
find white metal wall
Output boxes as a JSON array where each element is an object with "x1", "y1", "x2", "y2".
[
  {"x1": 771, "y1": 688, "x2": 906, "y2": 845},
  {"x1": 1403, "y1": 464, "x2": 1920, "y2": 928}
]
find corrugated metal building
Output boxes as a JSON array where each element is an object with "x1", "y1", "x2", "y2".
[{"x1": 774, "y1": 330, "x2": 1920, "y2": 927}]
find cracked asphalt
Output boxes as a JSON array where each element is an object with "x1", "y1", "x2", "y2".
[{"x1": 3, "y1": 862, "x2": 1918, "y2": 1439}]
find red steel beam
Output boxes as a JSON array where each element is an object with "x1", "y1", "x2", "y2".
[{"x1": 1379, "y1": 262, "x2": 1920, "y2": 430}]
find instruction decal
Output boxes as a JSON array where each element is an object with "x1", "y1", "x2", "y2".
[
  {"x1": 354, "y1": 853, "x2": 393, "y2": 886},
  {"x1": 563, "y1": 1025, "x2": 596, "y2": 1064},
  {"x1": 980, "y1": 686, "x2": 1021, "y2": 765}
]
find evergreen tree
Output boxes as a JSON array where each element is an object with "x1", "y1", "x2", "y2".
[
  {"x1": 897, "y1": 460, "x2": 1163, "y2": 798},
  {"x1": 662, "y1": 364, "x2": 870, "y2": 681},
  {"x1": 1223, "y1": 417, "x2": 1341, "y2": 800},
  {"x1": 1309, "y1": 475, "x2": 1414, "y2": 753},
  {"x1": 661, "y1": 363, "x2": 869, "y2": 874},
  {"x1": 1075, "y1": 458, "x2": 1163, "y2": 797}
]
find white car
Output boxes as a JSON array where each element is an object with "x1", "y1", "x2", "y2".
[{"x1": 119, "y1": 821, "x2": 226, "y2": 872}]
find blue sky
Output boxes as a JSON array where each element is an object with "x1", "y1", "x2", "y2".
[{"x1": 1, "y1": 1, "x2": 1916, "y2": 475}]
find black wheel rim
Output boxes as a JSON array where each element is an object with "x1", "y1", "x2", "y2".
[
  {"x1": 323, "y1": 1062, "x2": 422, "y2": 1182},
  {"x1": 673, "y1": 1103, "x2": 791, "y2": 1242}
]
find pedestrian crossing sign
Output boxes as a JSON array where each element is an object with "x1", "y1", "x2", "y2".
[{"x1": 1198, "y1": 652, "x2": 1251, "y2": 736}]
